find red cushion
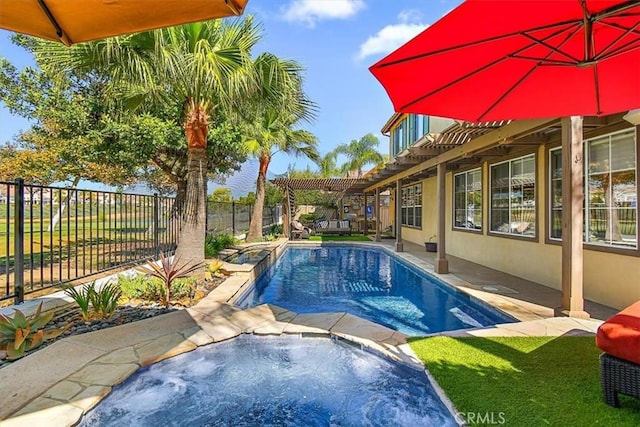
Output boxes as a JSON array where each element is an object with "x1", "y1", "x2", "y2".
[{"x1": 596, "y1": 300, "x2": 640, "y2": 365}]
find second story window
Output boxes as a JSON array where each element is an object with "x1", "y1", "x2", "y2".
[{"x1": 391, "y1": 115, "x2": 430, "y2": 157}]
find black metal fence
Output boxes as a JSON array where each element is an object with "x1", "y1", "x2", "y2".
[
  {"x1": 1, "y1": 180, "x2": 180, "y2": 304},
  {"x1": 1, "y1": 180, "x2": 283, "y2": 305},
  {"x1": 206, "y1": 201, "x2": 282, "y2": 236}
]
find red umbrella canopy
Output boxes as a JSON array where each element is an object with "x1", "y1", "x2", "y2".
[{"x1": 369, "y1": 0, "x2": 640, "y2": 122}]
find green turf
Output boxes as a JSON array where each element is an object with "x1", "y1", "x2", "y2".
[
  {"x1": 409, "y1": 336, "x2": 640, "y2": 426},
  {"x1": 308, "y1": 235, "x2": 372, "y2": 242}
]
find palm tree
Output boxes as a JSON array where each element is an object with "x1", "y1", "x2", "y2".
[
  {"x1": 244, "y1": 110, "x2": 319, "y2": 240},
  {"x1": 334, "y1": 133, "x2": 384, "y2": 178},
  {"x1": 32, "y1": 18, "x2": 275, "y2": 266},
  {"x1": 318, "y1": 152, "x2": 339, "y2": 177},
  {"x1": 238, "y1": 54, "x2": 318, "y2": 241}
]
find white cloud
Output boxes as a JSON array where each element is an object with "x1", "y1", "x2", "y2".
[
  {"x1": 356, "y1": 10, "x2": 428, "y2": 61},
  {"x1": 282, "y1": 0, "x2": 366, "y2": 27}
]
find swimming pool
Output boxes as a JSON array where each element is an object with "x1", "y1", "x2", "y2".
[
  {"x1": 79, "y1": 335, "x2": 457, "y2": 426},
  {"x1": 237, "y1": 245, "x2": 513, "y2": 335}
]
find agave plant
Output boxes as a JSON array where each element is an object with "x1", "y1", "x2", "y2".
[
  {"x1": 0, "y1": 302, "x2": 69, "y2": 361},
  {"x1": 138, "y1": 253, "x2": 202, "y2": 307}
]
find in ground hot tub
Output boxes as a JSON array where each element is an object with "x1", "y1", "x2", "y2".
[{"x1": 78, "y1": 335, "x2": 457, "y2": 426}]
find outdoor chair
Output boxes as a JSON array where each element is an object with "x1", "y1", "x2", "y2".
[
  {"x1": 290, "y1": 220, "x2": 311, "y2": 240},
  {"x1": 596, "y1": 300, "x2": 640, "y2": 407}
]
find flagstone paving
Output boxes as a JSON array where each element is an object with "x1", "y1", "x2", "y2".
[{"x1": 0, "y1": 239, "x2": 614, "y2": 426}]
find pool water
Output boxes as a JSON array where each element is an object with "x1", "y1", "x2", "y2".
[
  {"x1": 237, "y1": 246, "x2": 513, "y2": 335},
  {"x1": 79, "y1": 335, "x2": 457, "y2": 427}
]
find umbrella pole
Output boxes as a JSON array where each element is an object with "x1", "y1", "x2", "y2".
[{"x1": 556, "y1": 116, "x2": 589, "y2": 319}]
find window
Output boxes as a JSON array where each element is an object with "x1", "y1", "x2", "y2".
[
  {"x1": 548, "y1": 129, "x2": 637, "y2": 248},
  {"x1": 490, "y1": 154, "x2": 536, "y2": 237},
  {"x1": 587, "y1": 130, "x2": 637, "y2": 247},
  {"x1": 454, "y1": 168, "x2": 482, "y2": 230},
  {"x1": 549, "y1": 148, "x2": 562, "y2": 239},
  {"x1": 401, "y1": 183, "x2": 422, "y2": 227},
  {"x1": 392, "y1": 115, "x2": 431, "y2": 157}
]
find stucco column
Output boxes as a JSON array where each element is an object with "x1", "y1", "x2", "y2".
[
  {"x1": 435, "y1": 162, "x2": 449, "y2": 274},
  {"x1": 375, "y1": 187, "x2": 381, "y2": 242},
  {"x1": 395, "y1": 179, "x2": 403, "y2": 252},
  {"x1": 556, "y1": 116, "x2": 589, "y2": 318},
  {"x1": 363, "y1": 192, "x2": 368, "y2": 236}
]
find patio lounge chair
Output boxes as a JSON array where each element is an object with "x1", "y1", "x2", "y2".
[
  {"x1": 596, "y1": 300, "x2": 640, "y2": 407},
  {"x1": 290, "y1": 220, "x2": 311, "y2": 240}
]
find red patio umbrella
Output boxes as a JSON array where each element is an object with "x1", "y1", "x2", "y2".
[{"x1": 369, "y1": 0, "x2": 640, "y2": 122}]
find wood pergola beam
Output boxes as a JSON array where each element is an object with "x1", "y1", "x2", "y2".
[
  {"x1": 407, "y1": 146, "x2": 449, "y2": 156},
  {"x1": 365, "y1": 118, "x2": 557, "y2": 192}
]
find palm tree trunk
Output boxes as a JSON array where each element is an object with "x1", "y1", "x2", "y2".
[
  {"x1": 174, "y1": 103, "x2": 208, "y2": 268},
  {"x1": 247, "y1": 154, "x2": 270, "y2": 240}
]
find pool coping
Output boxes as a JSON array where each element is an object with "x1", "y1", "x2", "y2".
[{"x1": 0, "y1": 239, "x2": 463, "y2": 426}]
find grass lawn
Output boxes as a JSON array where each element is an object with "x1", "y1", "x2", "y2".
[
  {"x1": 308, "y1": 235, "x2": 372, "y2": 242},
  {"x1": 409, "y1": 336, "x2": 640, "y2": 426}
]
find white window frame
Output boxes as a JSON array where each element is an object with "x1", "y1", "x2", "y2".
[
  {"x1": 548, "y1": 129, "x2": 637, "y2": 249},
  {"x1": 453, "y1": 168, "x2": 482, "y2": 231},
  {"x1": 489, "y1": 153, "x2": 536, "y2": 237},
  {"x1": 401, "y1": 183, "x2": 422, "y2": 228}
]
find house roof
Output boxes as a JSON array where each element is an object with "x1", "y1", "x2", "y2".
[{"x1": 364, "y1": 113, "x2": 628, "y2": 193}]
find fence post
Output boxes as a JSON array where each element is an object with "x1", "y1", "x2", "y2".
[
  {"x1": 153, "y1": 193, "x2": 159, "y2": 258},
  {"x1": 14, "y1": 178, "x2": 24, "y2": 305},
  {"x1": 232, "y1": 201, "x2": 236, "y2": 236}
]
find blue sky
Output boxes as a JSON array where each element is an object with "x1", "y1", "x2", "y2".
[{"x1": 0, "y1": 0, "x2": 460, "y2": 191}]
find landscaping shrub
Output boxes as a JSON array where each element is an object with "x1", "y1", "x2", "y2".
[
  {"x1": 270, "y1": 224, "x2": 283, "y2": 235},
  {"x1": 298, "y1": 212, "x2": 325, "y2": 225},
  {"x1": 137, "y1": 254, "x2": 201, "y2": 307},
  {"x1": 118, "y1": 273, "x2": 195, "y2": 303},
  {"x1": 205, "y1": 233, "x2": 236, "y2": 257}
]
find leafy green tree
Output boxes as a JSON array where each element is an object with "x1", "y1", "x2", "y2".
[
  {"x1": 334, "y1": 133, "x2": 384, "y2": 178},
  {"x1": 30, "y1": 19, "x2": 270, "y2": 266},
  {"x1": 0, "y1": 56, "x2": 143, "y2": 186},
  {"x1": 209, "y1": 188, "x2": 233, "y2": 202}
]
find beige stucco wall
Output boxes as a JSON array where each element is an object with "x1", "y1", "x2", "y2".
[{"x1": 397, "y1": 146, "x2": 640, "y2": 310}]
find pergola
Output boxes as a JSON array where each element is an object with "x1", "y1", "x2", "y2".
[{"x1": 270, "y1": 177, "x2": 381, "y2": 239}]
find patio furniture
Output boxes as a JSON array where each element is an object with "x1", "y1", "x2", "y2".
[
  {"x1": 316, "y1": 219, "x2": 352, "y2": 236},
  {"x1": 290, "y1": 220, "x2": 311, "y2": 240},
  {"x1": 596, "y1": 300, "x2": 640, "y2": 407}
]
